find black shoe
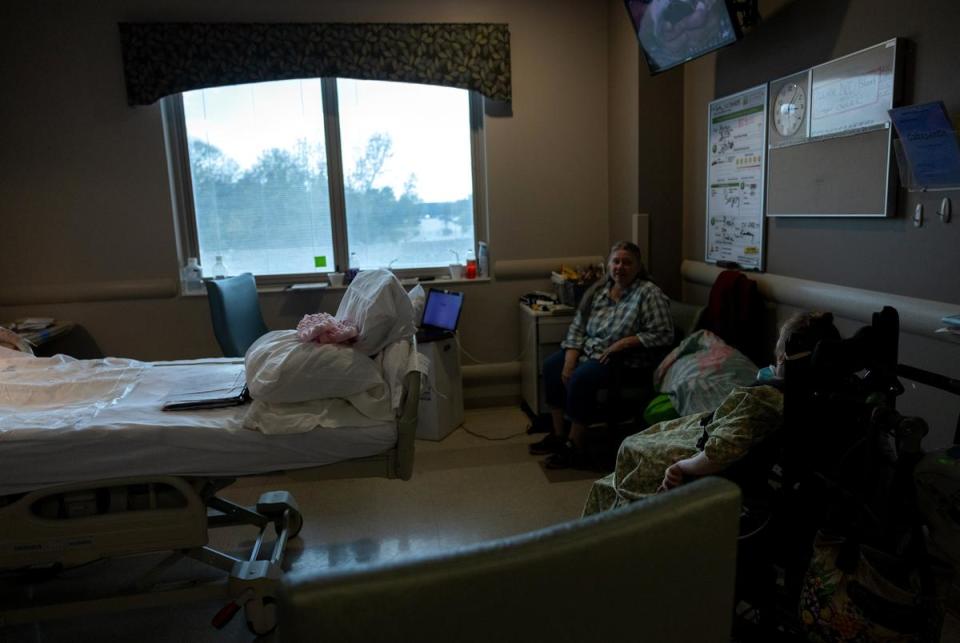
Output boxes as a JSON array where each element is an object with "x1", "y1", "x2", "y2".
[
  {"x1": 529, "y1": 433, "x2": 564, "y2": 455},
  {"x1": 544, "y1": 442, "x2": 591, "y2": 470}
]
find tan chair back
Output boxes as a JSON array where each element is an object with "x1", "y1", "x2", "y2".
[{"x1": 278, "y1": 478, "x2": 740, "y2": 643}]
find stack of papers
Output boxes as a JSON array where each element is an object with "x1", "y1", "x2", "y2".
[
  {"x1": 13, "y1": 318, "x2": 54, "y2": 331},
  {"x1": 161, "y1": 371, "x2": 250, "y2": 411},
  {"x1": 888, "y1": 102, "x2": 960, "y2": 189}
]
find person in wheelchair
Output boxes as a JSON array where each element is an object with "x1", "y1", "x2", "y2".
[
  {"x1": 583, "y1": 311, "x2": 841, "y2": 515},
  {"x1": 531, "y1": 241, "x2": 675, "y2": 469}
]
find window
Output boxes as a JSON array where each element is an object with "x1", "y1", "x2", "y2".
[{"x1": 164, "y1": 78, "x2": 484, "y2": 282}]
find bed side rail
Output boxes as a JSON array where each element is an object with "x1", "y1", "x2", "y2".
[
  {"x1": 286, "y1": 368, "x2": 421, "y2": 482},
  {"x1": 393, "y1": 368, "x2": 421, "y2": 480}
]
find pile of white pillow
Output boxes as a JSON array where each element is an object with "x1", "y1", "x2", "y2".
[
  {"x1": 241, "y1": 270, "x2": 424, "y2": 434},
  {"x1": 246, "y1": 269, "x2": 418, "y2": 403}
]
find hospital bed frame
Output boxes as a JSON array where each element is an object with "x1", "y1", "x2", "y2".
[{"x1": 0, "y1": 370, "x2": 421, "y2": 635}]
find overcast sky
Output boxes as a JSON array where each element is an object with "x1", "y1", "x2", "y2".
[{"x1": 183, "y1": 78, "x2": 473, "y2": 203}]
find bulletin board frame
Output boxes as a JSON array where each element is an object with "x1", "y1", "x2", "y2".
[{"x1": 766, "y1": 38, "x2": 902, "y2": 218}]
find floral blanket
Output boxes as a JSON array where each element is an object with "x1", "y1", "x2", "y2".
[
  {"x1": 583, "y1": 385, "x2": 783, "y2": 516},
  {"x1": 653, "y1": 329, "x2": 759, "y2": 416}
]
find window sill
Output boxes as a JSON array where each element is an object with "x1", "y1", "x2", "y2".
[
  {"x1": 272, "y1": 276, "x2": 491, "y2": 293},
  {"x1": 179, "y1": 276, "x2": 492, "y2": 297},
  {"x1": 180, "y1": 277, "x2": 492, "y2": 299}
]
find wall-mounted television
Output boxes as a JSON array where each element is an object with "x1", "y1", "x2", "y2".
[{"x1": 624, "y1": 0, "x2": 742, "y2": 75}]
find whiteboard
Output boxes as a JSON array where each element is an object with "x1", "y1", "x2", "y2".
[
  {"x1": 705, "y1": 84, "x2": 767, "y2": 270},
  {"x1": 809, "y1": 39, "x2": 898, "y2": 138}
]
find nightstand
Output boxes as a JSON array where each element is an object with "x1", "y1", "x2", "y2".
[{"x1": 519, "y1": 304, "x2": 575, "y2": 418}]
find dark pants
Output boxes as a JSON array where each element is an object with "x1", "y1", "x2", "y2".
[
  {"x1": 543, "y1": 349, "x2": 657, "y2": 426},
  {"x1": 543, "y1": 350, "x2": 612, "y2": 425}
]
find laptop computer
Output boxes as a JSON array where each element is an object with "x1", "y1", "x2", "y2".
[{"x1": 416, "y1": 288, "x2": 464, "y2": 343}]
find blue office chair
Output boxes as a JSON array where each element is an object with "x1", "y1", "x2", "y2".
[{"x1": 205, "y1": 273, "x2": 269, "y2": 357}]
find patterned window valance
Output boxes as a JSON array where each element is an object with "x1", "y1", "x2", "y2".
[{"x1": 118, "y1": 22, "x2": 512, "y2": 105}]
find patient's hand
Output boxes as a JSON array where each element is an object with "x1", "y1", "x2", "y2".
[
  {"x1": 658, "y1": 462, "x2": 685, "y2": 492},
  {"x1": 659, "y1": 452, "x2": 726, "y2": 492}
]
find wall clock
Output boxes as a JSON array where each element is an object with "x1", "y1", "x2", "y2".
[{"x1": 768, "y1": 70, "x2": 810, "y2": 147}]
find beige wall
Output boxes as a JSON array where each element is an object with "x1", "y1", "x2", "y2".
[
  {"x1": 0, "y1": 0, "x2": 622, "y2": 366},
  {"x1": 606, "y1": 0, "x2": 684, "y2": 299},
  {"x1": 606, "y1": 0, "x2": 639, "y2": 251}
]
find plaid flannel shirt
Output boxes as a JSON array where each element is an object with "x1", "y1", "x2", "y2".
[{"x1": 561, "y1": 278, "x2": 674, "y2": 367}]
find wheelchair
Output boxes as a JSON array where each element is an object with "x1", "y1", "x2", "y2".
[{"x1": 730, "y1": 307, "x2": 954, "y2": 642}]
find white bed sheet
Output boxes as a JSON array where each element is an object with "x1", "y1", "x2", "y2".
[{"x1": 0, "y1": 358, "x2": 396, "y2": 496}]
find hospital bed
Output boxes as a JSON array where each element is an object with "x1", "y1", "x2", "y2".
[{"x1": 0, "y1": 350, "x2": 422, "y2": 634}]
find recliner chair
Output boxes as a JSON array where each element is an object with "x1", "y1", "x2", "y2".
[
  {"x1": 205, "y1": 272, "x2": 269, "y2": 357},
  {"x1": 278, "y1": 478, "x2": 741, "y2": 643},
  {"x1": 590, "y1": 299, "x2": 706, "y2": 464}
]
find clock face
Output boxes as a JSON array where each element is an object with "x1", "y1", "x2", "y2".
[{"x1": 773, "y1": 82, "x2": 806, "y2": 137}]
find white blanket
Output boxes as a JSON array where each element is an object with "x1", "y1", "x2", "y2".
[
  {"x1": 0, "y1": 339, "x2": 426, "y2": 441},
  {"x1": 0, "y1": 354, "x2": 403, "y2": 496},
  {"x1": 0, "y1": 349, "x2": 146, "y2": 431}
]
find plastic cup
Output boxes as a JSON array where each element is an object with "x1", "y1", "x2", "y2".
[{"x1": 329, "y1": 272, "x2": 345, "y2": 287}]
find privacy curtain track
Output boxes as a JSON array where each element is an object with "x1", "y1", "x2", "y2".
[{"x1": 118, "y1": 22, "x2": 512, "y2": 105}]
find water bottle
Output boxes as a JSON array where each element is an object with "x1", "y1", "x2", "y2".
[
  {"x1": 212, "y1": 256, "x2": 228, "y2": 279},
  {"x1": 181, "y1": 257, "x2": 204, "y2": 295},
  {"x1": 464, "y1": 249, "x2": 477, "y2": 279},
  {"x1": 477, "y1": 241, "x2": 489, "y2": 278}
]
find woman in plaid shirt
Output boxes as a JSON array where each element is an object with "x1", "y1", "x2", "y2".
[{"x1": 533, "y1": 241, "x2": 674, "y2": 469}]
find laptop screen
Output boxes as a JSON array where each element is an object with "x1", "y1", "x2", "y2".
[{"x1": 421, "y1": 289, "x2": 464, "y2": 332}]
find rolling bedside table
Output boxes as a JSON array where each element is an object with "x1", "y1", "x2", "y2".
[{"x1": 519, "y1": 304, "x2": 575, "y2": 419}]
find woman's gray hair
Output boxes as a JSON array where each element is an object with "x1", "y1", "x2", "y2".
[
  {"x1": 607, "y1": 240, "x2": 649, "y2": 282},
  {"x1": 775, "y1": 311, "x2": 841, "y2": 362}
]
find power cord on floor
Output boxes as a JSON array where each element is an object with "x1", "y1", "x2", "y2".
[{"x1": 461, "y1": 423, "x2": 530, "y2": 441}]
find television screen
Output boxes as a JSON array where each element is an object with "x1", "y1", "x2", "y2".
[{"x1": 625, "y1": 0, "x2": 741, "y2": 74}]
